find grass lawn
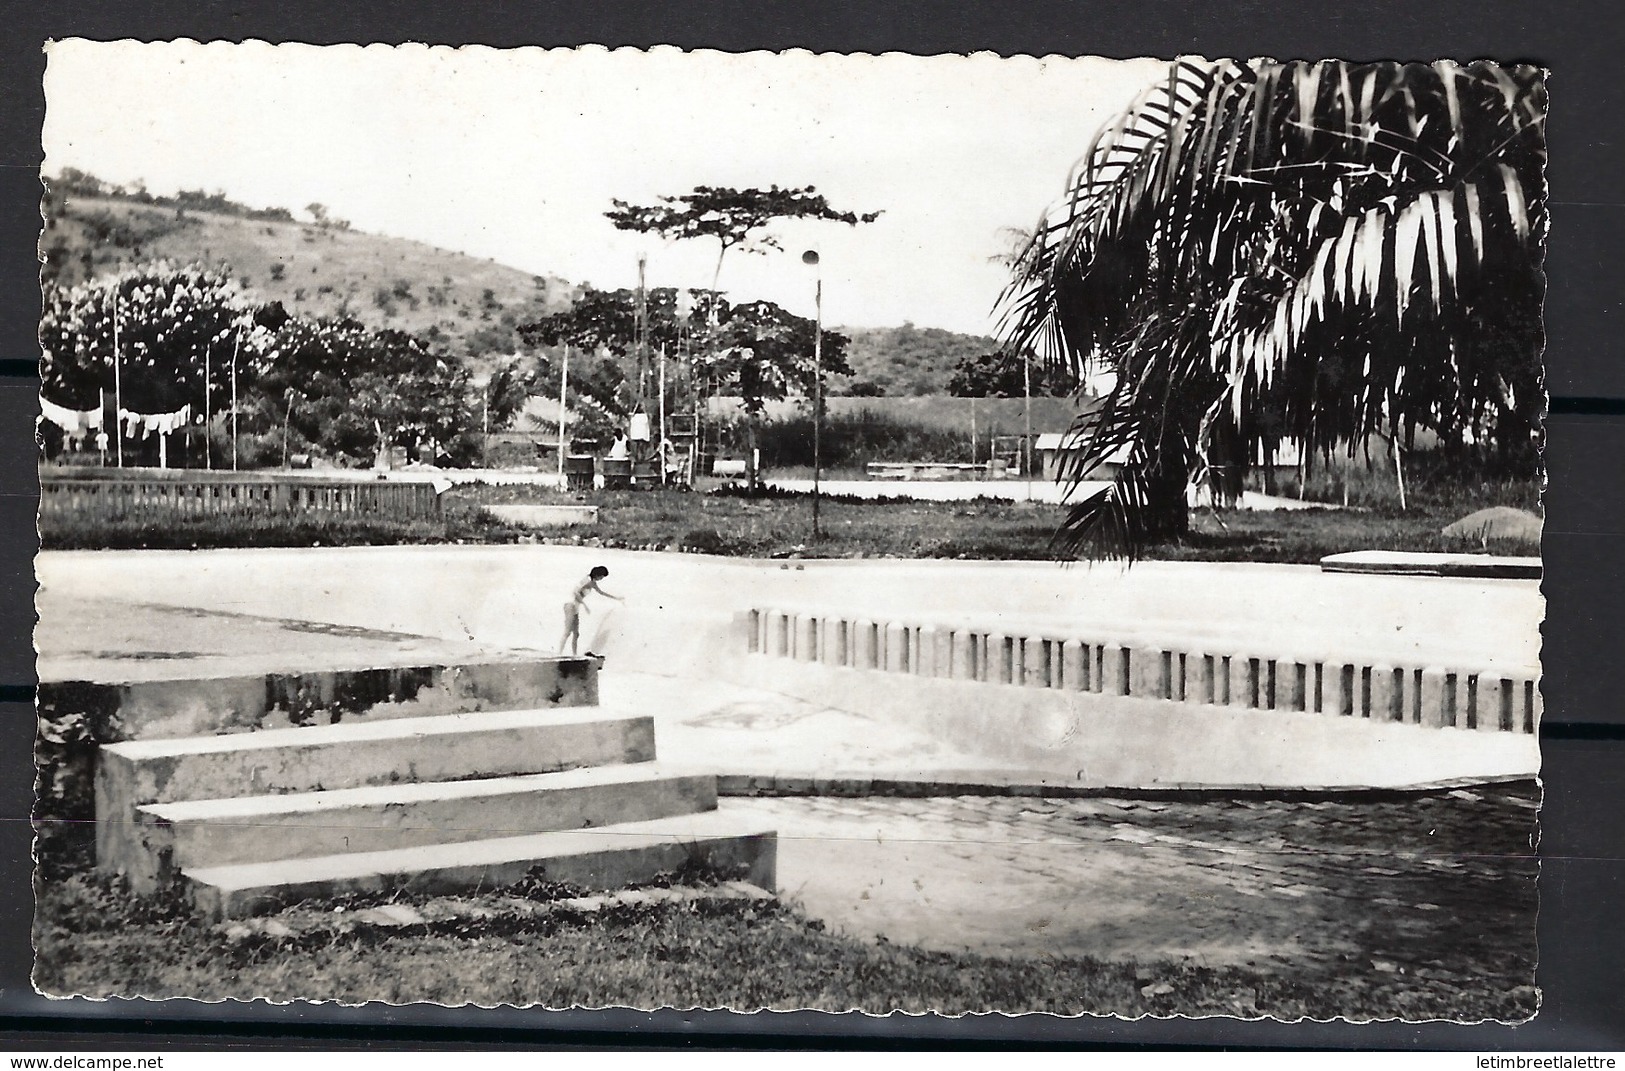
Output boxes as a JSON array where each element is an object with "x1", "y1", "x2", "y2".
[
  {"x1": 458, "y1": 482, "x2": 1540, "y2": 564},
  {"x1": 32, "y1": 871, "x2": 1534, "y2": 1020},
  {"x1": 39, "y1": 479, "x2": 1539, "y2": 563}
]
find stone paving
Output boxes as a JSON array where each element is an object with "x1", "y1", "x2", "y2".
[{"x1": 720, "y1": 783, "x2": 1539, "y2": 982}]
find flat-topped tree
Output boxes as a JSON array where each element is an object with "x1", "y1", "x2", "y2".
[
  {"x1": 607, "y1": 186, "x2": 879, "y2": 487},
  {"x1": 606, "y1": 185, "x2": 881, "y2": 297}
]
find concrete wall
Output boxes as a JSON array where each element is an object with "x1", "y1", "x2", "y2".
[
  {"x1": 42, "y1": 658, "x2": 599, "y2": 742},
  {"x1": 590, "y1": 603, "x2": 1538, "y2": 790}
]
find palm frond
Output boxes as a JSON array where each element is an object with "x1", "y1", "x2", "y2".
[{"x1": 1000, "y1": 57, "x2": 1546, "y2": 558}]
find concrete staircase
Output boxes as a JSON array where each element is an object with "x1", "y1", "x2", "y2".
[{"x1": 85, "y1": 657, "x2": 775, "y2": 918}]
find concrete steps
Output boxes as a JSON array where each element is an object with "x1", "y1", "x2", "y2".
[
  {"x1": 186, "y1": 811, "x2": 778, "y2": 919},
  {"x1": 111, "y1": 762, "x2": 717, "y2": 893},
  {"x1": 97, "y1": 707, "x2": 655, "y2": 822},
  {"x1": 84, "y1": 654, "x2": 775, "y2": 913}
]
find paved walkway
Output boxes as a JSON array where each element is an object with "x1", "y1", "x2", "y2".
[{"x1": 721, "y1": 785, "x2": 1538, "y2": 966}]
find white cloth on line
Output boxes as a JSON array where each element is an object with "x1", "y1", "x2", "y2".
[
  {"x1": 39, "y1": 395, "x2": 103, "y2": 436},
  {"x1": 118, "y1": 405, "x2": 192, "y2": 439}
]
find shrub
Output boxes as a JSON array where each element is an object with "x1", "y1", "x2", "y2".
[
  {"x1": 678, "y1": 527, "x2": 753, "y2": 554},
  {"x1": 720, "y1": 409, "x2": 973, "y2": 469},
  {"x1": 35, "y1": 684, "x2": 126, "y2": 877}
]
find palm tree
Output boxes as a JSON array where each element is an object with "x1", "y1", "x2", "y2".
[{"x1": 1000, "y1": 59, "x2": 1547, "y2": 557}]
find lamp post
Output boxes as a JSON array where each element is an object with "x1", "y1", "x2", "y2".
[
  {"x1": 802, "y1": 249, "x2": 823, "y2": 541},
  {"x1": 556, "y1": 343, "x2": 570, "y2": 489}
]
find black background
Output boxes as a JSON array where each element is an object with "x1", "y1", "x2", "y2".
[{"x1": 1, "y1": 0, "x2": 1620, "y2": 1051}]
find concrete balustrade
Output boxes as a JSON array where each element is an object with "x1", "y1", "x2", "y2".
[
  {"x1": 1327, "y1": 663, "x2": 1354, "y2": 717},
  {"x1": 982, "y1": 634, "x2": 1005, "y2": 685},
  {"x1": 1060, "y1": 640, "x2": 1083, "y2": 693},
  {"x1": 921, "y1": 627, "x2": 947, "y2": 678},
  {"x1": 796, "y1": 615, "x2": 819, "y2": 662},
  {"x1": 950, "y1": 630, "x2": 975, "y2": 681},
  {"x1": 821, "y1": 617, "x2": 846, "y2": 668},
  {"x1": 743, "y1": 606, "x2": 1540, "y2": 735},
  {"x1": 884, "y1": 623, "x2": 908, "y2": 673},
  {"x1": 856, "y1": 620, "x2": 880, "y2": 670},
  {"x1": 1419, "y1": 669, "x2": 1449, "y2": 728},
  {"x1": 1183, "y1": 652, "x2": 1210, "y2": 705},
  {"x1": 1226, "y1": 655, "x2": 1251, "y2": 709},
  {"x1": 1399, "y1": 668, "x2": 1421, "y2": 724},
  {"x1": 1102, "y1": 645, "x2": 1128, "y2": 697},
  {"x1": 1022, "y1": 638, "x2": 1047, "y2": 689}
]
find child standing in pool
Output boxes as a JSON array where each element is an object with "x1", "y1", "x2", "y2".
[{"x1": 559, "y1": 565, "x2": 624, "y2": 656}]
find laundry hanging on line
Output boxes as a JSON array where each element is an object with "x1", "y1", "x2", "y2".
[
  {"x1": 38, "y1": 395, "x2": 104, "y2": 437},
  {"x1": 118, "y1": 405, "x2": 192, "y2": 439}
]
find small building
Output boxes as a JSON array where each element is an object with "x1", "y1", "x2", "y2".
[{"x1": 1033, "y1": 431, "x2": 1133, "y2": 481}]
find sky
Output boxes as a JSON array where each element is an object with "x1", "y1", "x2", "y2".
[{"x1": 43, "y1": 42, "x2": 1165, "y2": 336}]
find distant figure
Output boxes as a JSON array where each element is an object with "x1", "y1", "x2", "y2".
[{"x1": 559, "y1": 565, "x2": 623, "y2": 656}]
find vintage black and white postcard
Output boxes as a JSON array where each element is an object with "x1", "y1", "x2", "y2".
[{"x1": 33, "y1": 42, "x2": 1545, "y2": 1021}]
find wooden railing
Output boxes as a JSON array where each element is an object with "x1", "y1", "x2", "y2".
[{"x1": 38, "y1": 468, "x2": 441, "y2": 523}]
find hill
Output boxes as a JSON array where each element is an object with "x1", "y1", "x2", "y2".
[
  {"x1": 39, "y1": 177, "x2": 1000, "y2": 391},
  {"x1": 834, "y1": 323, "x2": 999, "y2": 396},
  {"x1": 40, "y1": 182, "x2": 575, "y2": 373}
]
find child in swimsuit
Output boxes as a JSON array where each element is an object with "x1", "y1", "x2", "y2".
[{"x1": 559, "y1": 565, "x2": 623, "y2": 656}]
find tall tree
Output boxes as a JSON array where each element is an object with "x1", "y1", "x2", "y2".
[
  {"x1": 605, "y1": 185, "x2": 881, "y2": 295},
  {"x1": 1002, "y1": 59, "x2": 1546, "y2": 557},
  {"x1": 521, "y1": 288, "x2": 849, "y2": 426},
  {"x1": 708, "y1": 300, "x2": 853, "y2": 414},
  {"x1": 708, "y1": 299, "x2": 852, "y2": 478},
  {"x1": 607, "y1": 186, "x2": 879, "y2": 486},
  {"x1": 255, "y1": 317, "x2": 470, "y2": 464},
  {"x1": 519, "y1": 286, "x2": 709, "y2": 419},
  {"x1": 520, "y1": 286, "x2": 711, "y2": 362},
  {"x1": 39, "y1": 264, "x2": 280, "y2": 414},
  {"x1": 947, "y1": 348, "x2": 1072, "y2": 399}
]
